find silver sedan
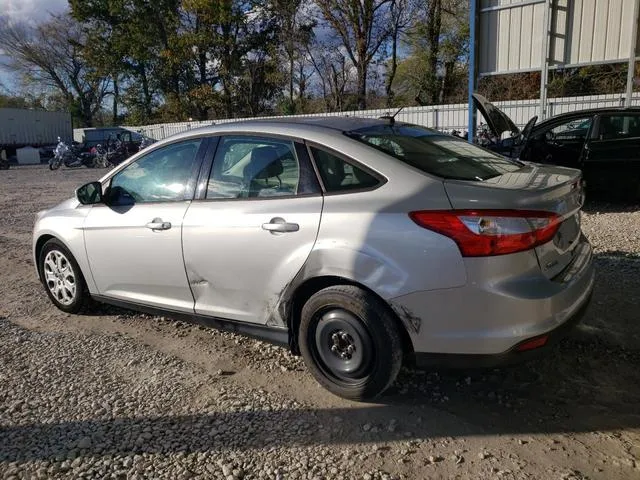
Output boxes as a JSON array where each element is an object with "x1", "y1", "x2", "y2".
[{"x1": 33, "y1": 118, "x2": 594, "y2": 400}]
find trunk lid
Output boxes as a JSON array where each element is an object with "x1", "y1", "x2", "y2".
[
  {"x1": 472, "y1": 93, "x2": 521, "y2": 138},
  {"x1": 443, "y1": 164, "x2": 585, "y2": 279}
]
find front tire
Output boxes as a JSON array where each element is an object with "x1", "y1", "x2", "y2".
[
  {"x1": 299, "y1": 285, "x2": 403, "y2": 401},
  {"x1": 39, "y1": 239, "x2": 89, "y2": 314}
]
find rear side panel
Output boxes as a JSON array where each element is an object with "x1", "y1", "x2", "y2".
[{"x1": 297, "y1": 176, "x2": 467, "y2": 338}]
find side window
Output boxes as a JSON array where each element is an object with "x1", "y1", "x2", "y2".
[
  {"x1": 206, "y1": 136, "x2": 301, "y2": 199},
  {"x1": 597, "y1": 115, "x2": 640, "y2": 140},
  {"x1": 310, "y1": 147, "x2": 380, "y2": 192},
  {"x1": 109, "y1": 138, "x2": 202, "y2": 204},
  {"x1": 547, "y1": 117, "x2": 593, "y2": 142}
]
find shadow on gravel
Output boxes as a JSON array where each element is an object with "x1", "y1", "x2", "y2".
[
  {"x1": 3, "y1": 251, "x2": 639, "y2": 464},
  {"x1": 2, "y1": 335, "x2": 640, "y2": 463},
  {"x1": 3, "y1": 324, "x2": 640, "y2": 463}
]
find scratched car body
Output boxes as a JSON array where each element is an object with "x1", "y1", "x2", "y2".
[{"x1": 33, "y1": 117, "x2": 595, "y2": 400}]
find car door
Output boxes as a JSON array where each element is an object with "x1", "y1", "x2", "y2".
[
  {"x1": 83, "y1": 137, "x2": 207, "y2": 311},
  {"x1": 525, "y1": 116, "x2": 594, "y2": 167},
  {"x1": 182, "y1": 134, "x2": 322, "y2": 325},
  {"x1": 581, "y1": 113, "x2": 640, "y2": 198}
]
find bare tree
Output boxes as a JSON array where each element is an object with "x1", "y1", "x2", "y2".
[
  {"x1": 307, "y1": 41, "x2": 354, "y2": 112},
  {"x1": 385, "y1": 0, "x2": 417, "y2": 106},
  {"x1": 0, "y1": 14, "x2": 110, "y2": 126},
  {"x1": 315, "y1": 0, "x2": 392, "y2": 110}
]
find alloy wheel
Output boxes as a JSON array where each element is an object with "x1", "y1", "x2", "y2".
[{"x1": 43, "y1": 250, "x2": 77, "y2": 306}]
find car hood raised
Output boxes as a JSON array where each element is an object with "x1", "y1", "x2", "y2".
[{"x1": 472, "y1": 93, "x2": 521, "y2": 138}]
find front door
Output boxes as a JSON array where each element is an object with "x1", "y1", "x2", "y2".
[
  {"x1": 83, "y1": 137, "x2": 206, "y2": 311},
  {"x1": 182, "y1": 135, "x2": 323, "y2": 325},
  {"x1": 526, "y1": 116, "x2": 594, "y2": 168}
]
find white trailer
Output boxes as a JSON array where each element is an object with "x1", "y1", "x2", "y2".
[{"x1": 0, "y1": 108, "x2": 72, "y2": 148}]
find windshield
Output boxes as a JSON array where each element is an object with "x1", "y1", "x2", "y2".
[{"x1": 346, "y1": 124, "x2": 523, "y2": 181}]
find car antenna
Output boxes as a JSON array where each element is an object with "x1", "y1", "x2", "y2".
[{"x1": 379, "y1": 106, "x2": 404, "y2": 125}]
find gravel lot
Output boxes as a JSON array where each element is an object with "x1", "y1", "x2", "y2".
[{"x1": 1, "y1": 166, "x2": 639, "y2": 479}]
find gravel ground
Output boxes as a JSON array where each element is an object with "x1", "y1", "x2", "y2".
[{"x1": 1, "y1": 166, "x2": 639, "y2": 479}]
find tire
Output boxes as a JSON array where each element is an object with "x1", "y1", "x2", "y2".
[
  {"x1": 49, "y1": 160, "x2": 60, "y2": 170},
  {"x1": 299, "y1": 285, "x2": 403, "y2": 401},
  {"x1": 39, "y1": 239, "x2": 89, "y2": 314}
]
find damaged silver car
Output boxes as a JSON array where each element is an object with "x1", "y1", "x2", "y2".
[{"x1": 33, "y1": 117, "x2": 594, "y2": 400}]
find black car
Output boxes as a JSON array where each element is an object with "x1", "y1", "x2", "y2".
[{"x1": 473, "y1": 94, "x2": 640, "y2": 201}]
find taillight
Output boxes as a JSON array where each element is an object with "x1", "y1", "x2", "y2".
[{"x1": 409, "y1": 209, "x2": 561, "y2": 257}]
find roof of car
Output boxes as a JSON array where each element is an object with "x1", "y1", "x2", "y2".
[
  {"x1": 169, "y1": 116, "x2": 414, "y2": 140},
  {"x1": 222, "y1": 115, "x2": 397, "y2": 130},
  {"x1": 534, "y1": 106, "x2": 640, "y2": 127}
]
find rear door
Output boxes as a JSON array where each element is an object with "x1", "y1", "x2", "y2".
[
  {"x1": 582, "y1": 113, "x2": 640, "y2": 198},
  {"x1": 182, "y1": 134, "x2": 323, "y2": 325}
]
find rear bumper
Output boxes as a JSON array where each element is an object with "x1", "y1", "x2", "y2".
[
  {"x1": 390, "y1": 240, "x2": 595, "y2": 358},
  {"x1": 412, "y1": 291, "x2": 591, "y2": 369}
]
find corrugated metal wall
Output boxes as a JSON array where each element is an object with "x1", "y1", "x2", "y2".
[
  {"x1": 0, "y1": 109, "x2": 72, "y2": 147},
  {"x1": 479, "y1": 0, "x2": 640, "y2": 75},
  {"x1": 106, "y1": 92, "x2": 638, "y2": 141}
]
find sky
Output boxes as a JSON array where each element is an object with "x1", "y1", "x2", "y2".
[{"x1": 0, "y1": 0, "x2": 68, "y2": 92}]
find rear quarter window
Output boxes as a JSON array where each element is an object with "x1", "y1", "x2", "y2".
[{"x1": 346, "y1": 124, "x2": 522, "y2": 181}]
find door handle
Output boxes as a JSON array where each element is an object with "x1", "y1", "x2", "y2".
[
  {"x1": 262, "y1": 217, "x2": 299, "y2": 233},
  {"x1": 146, "y1": 218, "x2": 172, "y2": 230}
]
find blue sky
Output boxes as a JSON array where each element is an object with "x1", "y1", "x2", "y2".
[{"x1": 0, "y1": 0, "x2": 68, "y2": 92}]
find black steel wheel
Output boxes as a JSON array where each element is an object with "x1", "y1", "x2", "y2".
[{"x1": 299, "y1": 285, "x2": 403, "y2": 401}]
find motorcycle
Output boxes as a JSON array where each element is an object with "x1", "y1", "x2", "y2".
[{"x1": 49, "y1": 138, "x2": 97, "y2": 170}]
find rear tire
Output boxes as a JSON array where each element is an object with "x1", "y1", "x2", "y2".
[
  {"x1": 299, "y1": 285, "x2": 403, "y2": 401},
  {"x1": 39, "y1": 239, "x2": 89, "y2": 314}
]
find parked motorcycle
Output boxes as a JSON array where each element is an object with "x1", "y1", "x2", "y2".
[{"x1": 49, "y1": 138, "x2": 97, "y2": 170}]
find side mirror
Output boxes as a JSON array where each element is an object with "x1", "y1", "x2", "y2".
[{"x1": 76, "y1": 181, "x2": 103, "y2": 205}]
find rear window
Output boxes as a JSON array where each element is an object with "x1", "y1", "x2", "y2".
[{"x1": 346, "y1": 124, "x2": 522, "y2": 181}]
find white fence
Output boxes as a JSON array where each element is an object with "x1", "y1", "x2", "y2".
[{"x1": 78, "y1": 92, "x2": 640, "y2": 141}]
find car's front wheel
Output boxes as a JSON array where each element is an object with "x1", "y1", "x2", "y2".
[
  {"x1": 39, "y1": 239, "x2": 88, "y2": 313},
  {"x1": 299, "y1": 285, "x2": 403, "y2": 401}
]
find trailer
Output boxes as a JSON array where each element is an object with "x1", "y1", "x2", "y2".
[{"x1": 0, "y1": 108, "x2": 72, "y2": 166}]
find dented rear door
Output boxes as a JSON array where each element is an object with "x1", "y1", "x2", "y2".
[{"x1": 181, "y1": 135, "x2": 322, "y2": 326}]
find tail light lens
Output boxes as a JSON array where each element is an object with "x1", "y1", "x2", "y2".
[{"x1": 409, "y1": 210, "x2": 561, "y2": 257}]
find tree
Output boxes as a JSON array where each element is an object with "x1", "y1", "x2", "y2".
[
  {"x1": 384, "y1": 0, "x2": 417, "y2": 106},
  {"x1": 395, "y1": 0, "x2": 468, "y2": 105},
  {"x1": 307, "y1": 38, "x2": 354, "y2": 112},
  {"x1": 315, "y1": 0, "x2": 393, "y2": 110},
  {"x1": 71, "y1": 0, "x2": 183, "y2": 122},
  {"x1": 0, "y1": 14, "x2": 110, "y2": 126}
]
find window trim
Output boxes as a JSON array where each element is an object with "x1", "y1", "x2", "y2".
[
  {"x1": 195, "y1": 132, "x2": 322, "y2": 202},
  {"x1": 305, "y1": 140, "x2": 388, "y2": 196},
  {"x1": 104, "y1": 136, "x2": 208, "y2": 206},
  {"x1": 590, "y1": 113, "x2": 640, "y2": 142}
]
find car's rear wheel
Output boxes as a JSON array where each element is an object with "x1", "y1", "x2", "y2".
[
  {"x1": 39, "y1": 239, "x2": 88, "y2": 314},
  {"x1": 299, "y1": 285, "x2": 403, "y2": 401}
]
